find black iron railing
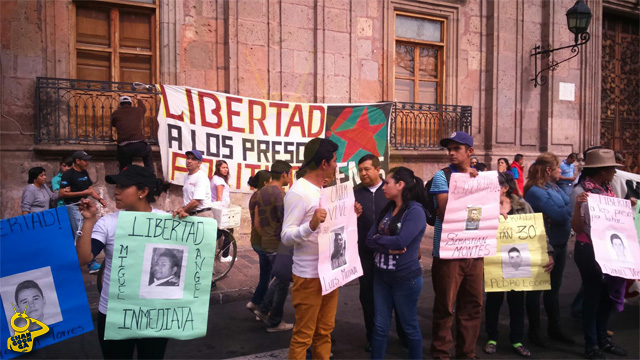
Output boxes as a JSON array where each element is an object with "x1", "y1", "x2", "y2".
[
  {"x1": 390, "y1": 102, "x2": 472, "y2": 149},
  {"x1": 36, "y1": 77, "x2": 160, "y2": 144}
]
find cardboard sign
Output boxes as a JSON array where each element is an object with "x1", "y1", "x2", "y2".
[
  {"x1": 0, "y1": 208, "x2": 93, "y2": 359},
  {"x1": 104, "y1": 212, "x2": 217, "y2": 340},
  {"x1": 439, "y1": 171, "x2": 501, "y2": 259},
  {"x1": 588, "y1": 194, "x2": 640, "y2": 279},
  {"x1": 484, "y1": 213, "x2": 551, "y2": 292},
  {"x1": 317, "y1": 182, "x2": 362, "y2": 295}
]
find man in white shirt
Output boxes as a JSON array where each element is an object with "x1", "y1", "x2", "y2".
[
  {"x1": 174, "y1": 150, "x2": 213, "y2": 218},
  {"x1": 281, "y1": 138, "x2": 338, "y2": 360}
]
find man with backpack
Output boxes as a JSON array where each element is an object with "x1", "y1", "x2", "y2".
[{"x1": 427, "y1": 131, "x2": 483, "y2": 359}]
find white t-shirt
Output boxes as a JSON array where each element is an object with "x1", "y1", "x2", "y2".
[
  {"x1": 367, "y1": 180, "x2": 383, "y2": 193},
  {"x1": 92, "y1": 208, "x2": 167, "y2": 314},
  {"x1": 211, "y1": 175, "x2": 230, "y2": 206},
  {"x1": 281, "y1": 177, "x2": 322, "y2": 278},
  {"x1": 183, "y1": 169, "x2": 213, "y2": 211}
]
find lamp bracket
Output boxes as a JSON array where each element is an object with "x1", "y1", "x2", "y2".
[{"x1": 530, "y1": 32, "x2": 590, "y2": 87}]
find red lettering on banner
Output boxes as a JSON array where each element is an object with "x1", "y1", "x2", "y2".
[
  {"x1": 269, "y1": 102, "x2": 289, "y2": 137},
  {"x1": 171, "y1": 151, "x2": 214, "y2": 181},
  {"x1": 248, "y1": 99, "x2": 268, "y2": 136},
  {"x1": 186, "y1": 88, "x2": 197, "y2": 124},
  {"x1": 284, "y1": 104, "x2": 306, "y2": 137},
  {"x1": 236, "y1": 163, "x2": 242, "y2": 190},
  {"x1": 308, "y1": 105, "x2": 325, "y2": 137},
  {"x1": 245, "y1": 163, "x2": 262, "y2": 179},
  {"x1": 160, "y1": 85, "x2": 186, "y2": 122},
  {"x1": 226, "y1": 96, "x2": 245, "y2": 133},
  {"x1": 198, "y1": 91, "x2": 223, "y2": 129}
]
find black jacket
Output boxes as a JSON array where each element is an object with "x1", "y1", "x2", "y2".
[{"x1": 354, "y1": 180, "x2": 389, "y2": 257}]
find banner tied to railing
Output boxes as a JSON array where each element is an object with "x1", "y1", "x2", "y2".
[{"x1": 156, "y1": 85, "x2": 392, "y2": 192}]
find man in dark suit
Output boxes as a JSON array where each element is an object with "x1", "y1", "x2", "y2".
[
  {"x1": 149, "y1": 251, "x2": 180, "y2": 286},
  {"x1": 353, "y1": 154, "x2": 406, "y2": 352}
]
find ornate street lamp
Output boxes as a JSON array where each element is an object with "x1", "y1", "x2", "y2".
[{"x1": 531, "y1": 0, "x2": 592, "y2": 87}]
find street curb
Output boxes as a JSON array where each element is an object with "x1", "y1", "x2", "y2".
[{"x1": 209, "y1": 267, "x2": 433, "y2": 305}]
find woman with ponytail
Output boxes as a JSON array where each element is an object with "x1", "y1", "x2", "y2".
[
  {"x1": 522, "y1": 152, "x2": 574, "y2": 346},
  {"x1": 366, "y1": 166, "x2": 428, "y2": 359},
  {"x1": 75, "y1": 165, "x2": 170, "y2": 359}
]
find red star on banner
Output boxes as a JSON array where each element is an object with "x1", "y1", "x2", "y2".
[{"x1": 333, "y1": 107, "x2": 385, "y2": 160}]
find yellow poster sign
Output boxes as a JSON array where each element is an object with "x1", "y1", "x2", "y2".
[{"x1": 484, "y1": 213, "x2": 551, "y2": 292}]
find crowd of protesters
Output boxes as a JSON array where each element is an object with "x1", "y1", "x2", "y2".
[{"x1": 16, "y1": 122, "x2": 639, "y2": 360}]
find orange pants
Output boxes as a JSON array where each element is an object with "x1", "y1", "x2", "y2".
[{"x1": 288, "y1": 275, "x2": 339, "y2": 360}]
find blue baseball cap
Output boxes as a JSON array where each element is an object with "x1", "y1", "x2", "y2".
[
  {"x1": 185, "y1": 149, "x2": 204, "y2": 161},
  {"x1": 440, "y1": 131, "x2": 474, "y2": 148}
]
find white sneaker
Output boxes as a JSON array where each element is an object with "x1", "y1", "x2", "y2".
[
  {"x1": 220, "y1": 255, "x2": 233, "y2": 263},
  {"x1": 246, "y1": 301, "x2": 258, "y2": 311}
]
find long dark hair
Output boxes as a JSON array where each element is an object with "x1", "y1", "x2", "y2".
[
  {"x1": 375, "y1": 167, "x2": 428, "y2": 235},
  {"x1": 497, "y1": 158, "x2": 511, "y2": 172},
  {"x1": 27, "y1": 167, "x2": 45, "y2": 184},
  {"x1": 214, "y1": 160, "x2": 229, "y2": 184}
]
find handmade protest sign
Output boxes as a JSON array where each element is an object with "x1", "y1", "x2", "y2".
[
  {"x1": 317, "y1": 182, "x2": 362, "y2": 295},
  {"x1": 104, "y1": 212, "x2": 216, "y2": 340},
  {"x1": 484, "y1": 213, "x2": 551, "y2": 292},
  {"x1": 156, "y1": 85, "x2": 391, "y2": 191},
  {"x1": 0, "y1": 208, "x2": 93, "y2": 359},
  {"x1": 588, "y1": 194, "x2": 640, "y2": 279},
  {"x1": 439, "y1": 171, "x2": 501, "y2": 259}
]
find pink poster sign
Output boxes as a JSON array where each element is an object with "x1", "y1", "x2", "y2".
[
  {"x1": 317, "y1": 182, "x2": 362, "y2": 295},
  {"x1": 440, "y1": 171, "x2": 501, "y2": 259},
  {"x1": 588, "y1": 194, "x2": 640, "y2": 279}
]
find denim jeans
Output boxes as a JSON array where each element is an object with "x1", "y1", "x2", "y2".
[
  {"x1": 258, "y1": 253, "x2": 290, "y2": 327},
  {"x1": 250, "y1": 245, "x2": 273, "y2": 305},
  {"x1": 371, "y1": 271, "x2": 423, "y2": 360},
  {"x1": 558, "y1": 183, "x2": 573, "y2": 197},
  {"x1": 67, "y1": 205, "x2": 83, "y2": 241},
  {"x1": 526, "y1": 244, "x2": 567, "y2": 331},
  {"x1": 574, "y1": 241, "x2": 613, "y2": 348}
]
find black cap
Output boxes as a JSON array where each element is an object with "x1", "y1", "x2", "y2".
[
  {"x1": 439, "y1": 131, "x2": 474, "y2": 148},
  {"x1": 105, "y1": 165, "x2": 156, "y2": 191},
  {"x1": 72, "y1": 150, "x2": 92, "y2": 161}
]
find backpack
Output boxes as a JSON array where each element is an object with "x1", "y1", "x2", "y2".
[{"x1": 425, "y1": 167, "x2": 452, "y2": 226}]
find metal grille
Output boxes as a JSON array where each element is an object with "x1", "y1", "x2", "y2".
[
  {"x1": 36, "y1": 77, "x2": 160, "y2": 144},
  {"x1": 390, "y1": 102, "x2": 472, "y2": 149}
]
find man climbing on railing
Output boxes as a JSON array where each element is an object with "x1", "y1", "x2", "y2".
[{"x1": 111, "y1": 95, "x2": 154, "y2": 173}]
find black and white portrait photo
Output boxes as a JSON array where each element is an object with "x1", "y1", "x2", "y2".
[
  {"x1": 501, "y1": 244, "x2": 532, "y2": 279},
  {"x1": 139, "y1": 244, "x2": 188, "y2": 299},
  {"x1": 330, "y1": 226, "x2": 347, "y2": 271},
  {"x1": 465, "y1": 206, "x2": 482, "y2": 231},
  {"x1": 0, "y1": 267, "x2": 63, "y2": 335},
  {"x1": 608, "y1": 233, "x2": 631, "y2": 263}
]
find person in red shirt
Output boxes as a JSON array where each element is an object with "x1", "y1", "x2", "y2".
[{"x1": 511, "y1": 154, "x2": 525, "y2": 195}]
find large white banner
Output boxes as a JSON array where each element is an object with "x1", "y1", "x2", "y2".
[{"x1": 156, "y1": 85, "x2": 391, "y2": 192}]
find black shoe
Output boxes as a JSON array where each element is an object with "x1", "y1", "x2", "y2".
[
  {"x1": 585, "y1": 347, "x2": 606, "y2": 359},
  {"x1": 549, "y1": 328, "x2": 575, "y2": 344},
  {"x1": 599, "y1": 340, "x2": 627, "y2": 356},
  {"x1": 364, "y1": 342, "x2": 372, "y2": 352},
  {"x1": 528, "y1": 330, "x2": 547, "y2": 348}
]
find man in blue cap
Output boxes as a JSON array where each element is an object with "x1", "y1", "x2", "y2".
[{"x1": 429, "y1": 131, "x2": 484, "y2": 359}]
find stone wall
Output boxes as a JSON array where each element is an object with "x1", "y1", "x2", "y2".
[{"x1": 1, "y1": 0, "x2": 621, "y2": 222}]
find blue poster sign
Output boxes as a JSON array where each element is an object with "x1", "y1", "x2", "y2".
[{"x1": 0, "y1": 208, "x2": 93, "y2": 359}]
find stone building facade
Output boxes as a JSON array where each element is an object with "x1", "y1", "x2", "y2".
[{"x1": 1, "y1": 0, "x2": 638, "y2": 223}]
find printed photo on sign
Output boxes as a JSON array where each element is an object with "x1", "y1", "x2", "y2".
[
  {"x1": 331, "y1": 226, "x2": 347, "y2": 271},
  {"x1": 0, "y1": 267, "x2": 63, "y2": 336},
  {"x1": 607, "y1": 232, "x2": 632, "y2": 264},
  {"x1": 139, "y1": 244, "x2": 188, "y2": 299},
  {"x1": 501, "y1": 244, "x2": 531, "y2": 279},
  {"x1": 465, "y1": 206, "x2": 482, "y2": 231}
]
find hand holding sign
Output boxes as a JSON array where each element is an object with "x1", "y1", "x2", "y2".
[{"x1": 310, "y1": 208, "x2": 327, "y2": 231}]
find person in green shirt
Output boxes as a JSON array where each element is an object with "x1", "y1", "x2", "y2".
[{"x1": 51, "y1": 156, "x2": 73, "y2": 207}]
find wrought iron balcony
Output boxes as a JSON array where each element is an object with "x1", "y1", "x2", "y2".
[
  {"x1": 35, "y1": 77, "x2": 160, "y2": 145},
  {"x1": 390, "y1": 102, "x2": 472, "y2": 149}
]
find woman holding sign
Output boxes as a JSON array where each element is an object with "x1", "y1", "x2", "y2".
[
  {"x1": 571, "y1": 148, "x2": 632, "y2": 359},
  {"x1": 75, "y1": 165, "x2": 170, "y2": 359},
  {"x1": 523, "y1": 152, "x2": 574, "y2": 347},
  {"x1": 484, "y1": 173, "x2": 554, "y2": 358},
  {"x1": 365, "y1": 166, "x2": 428, "y2": 360}
]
